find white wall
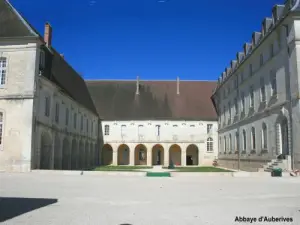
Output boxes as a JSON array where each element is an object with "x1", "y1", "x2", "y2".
[{"x1": 0, "y1": 40, "x2": 38, "y2": 172}]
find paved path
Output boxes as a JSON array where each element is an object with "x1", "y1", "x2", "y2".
[{"x1": 0, "y1": 173, "x2": 300, "y2": 225}]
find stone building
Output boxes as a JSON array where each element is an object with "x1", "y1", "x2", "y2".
[
  {"x1": 211, "y1": 0, "x2": 300, "y2": 171},
  {"x1": 87, "y1": 79, "x2": 218, "y2": 167},
  {"x1": 0, "y1": 0, "x2": 99, "y2": 172}
]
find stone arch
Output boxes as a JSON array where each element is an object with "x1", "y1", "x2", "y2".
[
  {"x1": 118, "y1": 144, "x2": 130, "y2": 165},
  {"x1": 152, "y1": 144, "x2": 164, "y2": 166},
  {"x1": 102, "y1": 144, "x2": 113, "y2": 165},
  {"x1": 134, "y1": 144, "x2": 147, "y2": 165},
  {"x1": 71, "y1": 139, "x2": 78, "y2": 170},
  {"x1": 85, "y1": 141, "x2": 90, "y2": 168},
  {"x1": 40, "y1": 132, "x2": 52, "y2": 169},
  {"x1": 276, "y1": 113, "x2": 290, "y2": 155},
  {"x1": 62, "y1": 138, "x2": 71, "y2": 170},
  {"x1": 79, "y1": 140, "x2": 84, "y2": 169},
  {"x1": 53, "y1": 135, "x2": 62, "y2": 170},
  {"x1": 186, "y1": 144, "x2": 199, "y2": 166},
  {"x1": 169, "y1": 144, "x2": 182, "y2": 166}
]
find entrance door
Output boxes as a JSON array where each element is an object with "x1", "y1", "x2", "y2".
[
  {"x1": 186, "y1": 155, "x2": 193, "y2": 165},
  {"x1": 157, "y1": 150, "x2": 161, "y2": 165}
]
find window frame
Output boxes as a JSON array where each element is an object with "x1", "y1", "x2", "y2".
[
  {"x1": 260, "y1": 78, "x2": 266, "y2": 102},
  {"x1": 251, "y1": 127, "x2": 256, "y2": 150},
  {"x1": 0, "y1": 57, "x2": 7, "y2": 87},
  {"x1": 55, "y1": 102, "x2": 60, "y2": 123},
  {"x1": 104, "y1": 125, "x2": 109, "y2": 135},
  {"x1": 45, "y1": 96, "x2": 50, "y2": 117},
  {"x1": 206, "y1": 137, "x2": 214, "y2": 152}
]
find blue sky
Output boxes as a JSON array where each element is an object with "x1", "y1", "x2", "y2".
[{"x1": 11, "y1": 0, "x2": 282, "y2": 80}]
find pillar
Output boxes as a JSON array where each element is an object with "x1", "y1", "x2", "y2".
[
  {"x1": 164, "y1": 148, "x2": 169, "y2": 167},
  {"x1": 112, "y1": 150, "x2": 118, "y2": 165},
  {"x1": 181, "y1": 150, "x2": 186, "y2": 166},
  {"x1": 129, "y1": 149, "x2": 135, "y2": 166},
  {"x1": 147, "y1": 149, "x2": 152, "y2": 166}
]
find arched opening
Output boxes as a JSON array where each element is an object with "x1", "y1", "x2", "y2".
[
  {"x1": 186, "y1": 144, "x2": 199, "y2": 166},
  {"x1": 62, "y1": 138, "x2": 71, "y2": 170},
  {"x1": 242, "y1": 130, "x2": 246, "y2": 151},
  {"x1": 79, "y1": 141, "x2": 84, "y2": 169},
  {"x1": 85, "y1": 141, "x2": 89, "y2": 168},
  {"x1": 102, "y1": 144, "x2": 113, "y2": 165},
  {"x1": 53, "y1": 135, "x2": 61, "y2": 170},
  {"x1": 118, "y1": 144, "x2": 130, "y2": 165},
  {"x1": 40, "y1": 132, "x2": 52, "y2": 169},
  {"x1": 169, "y1": 144, "x2": 181, "y2": 166},
  {"x1": 89, "y1": 143, "x2": 94, "y2": 167},
  {"x1": 71, "y1": 139, "x2": 78, "y2": 170},
  {"x1": 134, "y1": 144, "x2": 147, "y2": 165},
  {"x1": 281, "y1": 117, "x2": 289, "y2": 155},
  {"x1": 152, "y1": 144, "x2": 164, "y2": 166}
]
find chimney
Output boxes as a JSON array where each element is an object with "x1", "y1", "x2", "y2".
[
  {"x1": 177, "y1": 76, "x2": 180, "y2": 95},
  {"x1": 136, "y1": 75, "x2": 140, "y2": 95},
  {"x1": 44, "y1": 22, "x2": 52, "y2": 47}
]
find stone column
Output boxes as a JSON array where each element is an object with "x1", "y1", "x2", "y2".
[
  {"x1": 164, "y1": 147, "x2": 169, "y2": 167},
  {"x1": 129, "y1": 149, "x2": 135, "y2": 166},
  {"x1": 181, "y1": 150, "x2": 186, "y2": 166},
  {"x1": 112, "y1": 149, "x2": 118, "y2": 165},
  {"x1": 147, "y1": 149, "x2": 152, "y2": 166}
]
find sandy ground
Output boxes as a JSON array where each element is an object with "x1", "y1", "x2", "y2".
[{"x1": 0, "y1": 172, "x2": 300, "y2": 225}]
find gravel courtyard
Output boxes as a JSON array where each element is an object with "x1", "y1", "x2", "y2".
[{"x1": 0, "y1": 172, "x2": 300, "y2": 225}]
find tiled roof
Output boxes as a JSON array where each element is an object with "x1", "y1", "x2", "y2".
[{"x1": 86, "y1": 80, "x2": 217, "y2": 121}]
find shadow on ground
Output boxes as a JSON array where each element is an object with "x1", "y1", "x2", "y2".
[{"x1": 0, "y1": 197, "x2": 58, "y2": 222}]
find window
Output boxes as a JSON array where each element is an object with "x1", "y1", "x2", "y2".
[
  {"x1": 228, "y1": 101, "x2": 231, "y2": 120},
  {"x1": 251, "y1": 127, "x2": 256, "y2": 150},
  {"x1": 55, "y1": 103, "x2": 59, "y2": 123},
  {"x1": 234, "y1": 98, "x2": 238, "y2": 115},
  {"x1": 262, "y1": 123, "x2": 267, "y2": 149},
  {"x1": 240, "y1": 72, "x2": 244, "y2": 83},
  {"x1": 242, "y1": 130, "x2": 246, "y2": 151},
  {"x1": 86, "y1": 119, "x2": 89, "y2": 132},
  {"x1": 156, "y1": 125, "x2": 161, "y2": 136},
  {"x1": 234, "y1": 77, "x2": 238, "y2": 88},
  {"x1": 45, "y1": 96, "x2": 50, "y2": 117},
  {"x1": 0, "y1": 112, "x2": 3, "y2": 150},
  {"x1": 260, "y1": 54, "x2": 264, "y2": 66},
  {"x1": 223, "y1": 106, "x2": 226, "y2": 121},
  {"x1": 207, "y1": 124, "x2": 213, "y2": 133},
  {"x1": 260, "y1": 78, "x2": 266, "y2": 102},
  {"x1": 229, "y1": 134, "x2": 232, "y2": 152},
  {"x1": 65, "y1": 108, "x2": 69, "y2": 126},
  {"x1": 74, "y1": 113, "x2": 77, "y2": 129},
  {"x1": 91, "y1": 121, "x2": 94, "y2": 134},
  {"x1": 224, "y1": 136, "x2": 227, "y2": 152},
  {"x1": 249, "y1": 86, "x2": 254, "y2": 108},
  {"x1": 0, "y1": 57, "x2": 7, "y2": 86},
  {"x1": 121, "y1": 125, "x2": 126, "y2": 136},
  {"x1": 270, "y1": 70, "x2": 277, "y2": 96},
  {"x1": 207, "y1": 137, "x2": 213, "y2": 152},
  {"x1": 249, "y1": 64, "x2": 253, "y2": 76},
  {"x1": 173, "y1": 125, "x2": 178, "y2": 127},
  {"x1": 138, "y1": 125, "x2": 144, "y2": 137},
  {"x1": 235, "y1": 132, "x2": 238, "y2": 152},
  {"x1": 241, "y1": 92, "x2": 245, "y2": 112},
  {"x1": 80, "y1": 115, "x2": 83, "y2": 130},
  {"x1": 270, "y1": 43, "x2": 274, "y2": 57},
  {"x1": 39, "y1": 50, "x2": 45, "y2": 69},
  {"x1": 104, "y1": 125, "x2": 109, "y2": 135}
]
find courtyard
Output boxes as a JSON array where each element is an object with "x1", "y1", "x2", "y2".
[{"x1": 0, "y1": 173, "x2": 300, "y2": 225}]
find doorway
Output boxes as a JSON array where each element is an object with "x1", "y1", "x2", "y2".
[{"x1": 186, "y1": 155, "x2": 193, "y2": 165}]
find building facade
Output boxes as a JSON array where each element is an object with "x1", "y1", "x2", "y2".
[
  {"x1": 0, "y1": 0, "x2": 99, "y2": 172},
  {"x1": 211, "y1": 0, "x2": 300, "y2": 171},
  {"x1": 87, "y1": 79, "x2": 219, "y2": 167}
]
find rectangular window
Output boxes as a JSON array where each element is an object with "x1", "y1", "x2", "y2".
[
  {"x1": 249, "y1": 86, "x2": 254, "y2": 108},
  {"x1": 234, "y1": 98, "x2": 238, "y2": 115},
  {"x1": 45, "y1": 96, "x2": 50, "y2": 117},
  {"x1": 249, "y1": 64, "x2": 253, "y2": 76},
  {"x1": 0, "y1": 57, "x2": 7, "y2": 86},
  {"x1": 241, "y1": 92, "x2": 245, "y2": 112},
  {"x1": 91, "y1": 121, "x2": 94, "y2": 134},
  {"x1": 240, "y1": 72, "x2": 244, "y2": 83},
  {"x1": 207, "y1": 124, "x2": 213, "y2": 134},
  {"x1": 39, "y1": 50, "x2": 45, "y2": 69},
  {"x1": 74, "y1": 113, "x2": 77, "y2": 129},
  {"x1": 55, "y1": 103, "x2": 59, "y2": 123},
  {"x1": 223, "y1": 106, "x2": 226, "y2": 121},
  {"x1": 138, "y1": 125, "x2": 144, "y2": 137},
  {"x1": 104, "y1": 125, "x2": 109, "y2": 135},
  {"x1": 156, "y1": 125, "x2": 161, "y2": 136},
  {"x1": 260, "y1": 78, "x2": 266, "y2": 102},
  {"x1": 270, "y1": 70, "x2": 277, "y2": 96},
  {"x1": 0, "y1": 112, "x2": 3, "y2": 150},
  {"x1": 228, "y1": 101, "x2": 231, "y2": 120},
  {"x1": 260, "y1": 54, "x2": 263, "y2": 66},
  {"x1": 121, "y1": 125, "x2": 126, "y2": 136},
  {"x1": 80, "y1": 115, "x2": 83, "y2": 130},
  {"x1": 87, "y1": 119, "x2": 89, "y2": 132},
  {"x1": 65, "y1": 108, "x2": 69, "y2": 126},
  {"x1": 270, "y1": 43, "x2": 274, "y2": 57}
]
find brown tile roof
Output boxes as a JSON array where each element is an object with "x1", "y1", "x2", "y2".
[{"x1": 86, "y1": 80, "x2": 217, "y2": 121}]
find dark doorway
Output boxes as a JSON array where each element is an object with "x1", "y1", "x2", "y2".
[
  {"x1": 157, "y1": 150, "x2": 162, "y2": 165},
  {"x1": 186, "y1": 155, "x2": 193, "y2": 165}
]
